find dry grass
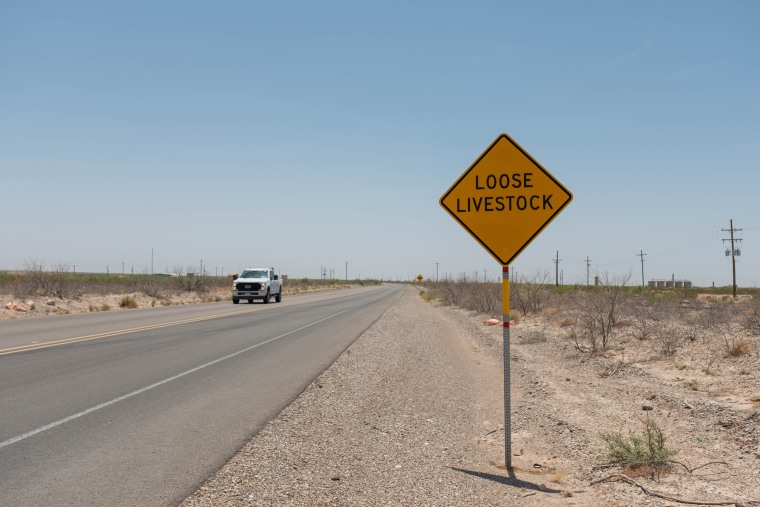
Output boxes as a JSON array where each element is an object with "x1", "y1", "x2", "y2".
[
  {"x1": 724, "y1": 339, "x2": 752, "y2": 357},
  {"x1": 119, "y1": 295, "x2": 138, "y2": 309},
  {"x1": 518, "y1": 330, "x2": 547, "y2": 344}
]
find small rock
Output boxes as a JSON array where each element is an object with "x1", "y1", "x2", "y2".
[
  {"x1": 47, "y1": 300, "x2": 56, "y2": 306},
  {"x1": 642, "y1": 400, "x2": 654, "y2": 411}
]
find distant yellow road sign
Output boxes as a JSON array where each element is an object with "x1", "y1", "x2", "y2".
[
  {"x1": 416, "y1": 275, "x2": 424, "y2": 282},
  {"x1": 440, "y1": 133, "x2": 572, "y2": 265}
]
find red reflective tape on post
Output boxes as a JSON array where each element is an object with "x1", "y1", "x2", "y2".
[{"x1": 503, "y1": 319, "x2": 510, "y2": 328}]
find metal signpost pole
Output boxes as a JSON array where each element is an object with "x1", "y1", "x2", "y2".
[{"x1": 503, "y1": 265, "x2": 511, "y2": 468}]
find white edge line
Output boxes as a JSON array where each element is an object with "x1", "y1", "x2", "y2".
[{"x1": 0, "y1": 303, "x2": 364, "y2": 450}]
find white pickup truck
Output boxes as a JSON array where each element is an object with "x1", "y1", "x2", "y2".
[{"x1": 232, "y1": 267, "x2": 282, "y2": 304}]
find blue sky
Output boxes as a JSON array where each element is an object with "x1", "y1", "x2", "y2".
[{"x1": 1, "y1": 1, "x2": 758, "y2": 286}]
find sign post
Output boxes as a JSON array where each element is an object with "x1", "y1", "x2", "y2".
[
  {"x1": 502, "y1": 265, "x2": 511, "y2": 466},
  {"x1": 440, "y1": 133, "x2": 572, "y2": 469}
]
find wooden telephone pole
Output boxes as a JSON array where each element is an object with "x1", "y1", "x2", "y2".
[{"x1": 722, "y1": 219, "x2": 743, "y2": 298}]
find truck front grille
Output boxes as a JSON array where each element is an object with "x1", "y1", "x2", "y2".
[{"x1": 236, "y1": 282, "x2": 262, "y2": 291}]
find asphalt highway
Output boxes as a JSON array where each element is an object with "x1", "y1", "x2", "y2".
[{"x1": 0, "y1": 285, "x2": 402, "y2": 506}]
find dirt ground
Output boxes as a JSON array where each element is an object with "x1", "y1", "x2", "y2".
[
  {"x1": 454, "y1": 294, "x2": 760, "y2": 506},
  {"x1": 0, "y1": 284, "x2": 348, "y2": 320},
  {"x1": 1, "y1": 291, "x2": 225, "y2": 319}
]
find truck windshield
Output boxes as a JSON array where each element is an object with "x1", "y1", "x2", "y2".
[{"x1": 240, "y1": 270, "x2": 268, "y2": 278}]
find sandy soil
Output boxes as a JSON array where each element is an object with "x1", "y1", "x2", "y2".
[
  {"x1": 464, "y1": 300, "x2": 760, "y2": 506},
  {"x1": 1, "y1": 291, "x2": 227, "y2": 319},
  {"x1": 0, "y1": 285, "x2": 347, "y2": 320}
]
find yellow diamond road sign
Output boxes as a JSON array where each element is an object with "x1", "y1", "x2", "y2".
[{"x1": 440, "y1": 133, "x2": 572, "y2": 266}]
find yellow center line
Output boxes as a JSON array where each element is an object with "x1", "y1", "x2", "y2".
[
  {"x1": 0, "y1": 308, "x2": 257, "y2": 357},
  {"x1": 0, "y1": 287, "x2": 378, "y2": 357}
]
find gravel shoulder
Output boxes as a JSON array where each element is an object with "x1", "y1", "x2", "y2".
[
  {"x1": 181, "y1": 287, "x2": 604, "y2": 506},
  {"x1": 182, "y1": 286, "x2": 760, "y2": 507}
]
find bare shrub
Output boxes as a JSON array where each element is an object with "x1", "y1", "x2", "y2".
[
  {"x1": 742, "y1": 300, "x2": 760, "y2": 335},
  {"x1": 432, "y1": 274, "x2": 500, "y2": 315},
  {"x1": 681, "y1": 323, "x2": 702, "y2": 343},
  {"x1": 655, "y1": 324, "x2": 683, "y2": 357},
  {"x1": 463, "y1": 279, "x2": 501, "y2": 315},
  {"x1": 569, "y1": 273, "x2": 630, "y2": 353},
  {"x1": 599, "y1": 356, "x2": 628, "y2": 378},
  {"x1": 624, "y1": 297, "x2": 675, "y2": 342},
  {"x1": 628, "y1": 314, "x2": 659, "y2": 342},
  {"x1": 435, "y1": 277, "x2": 460, "y2": 307},
  {"x1": 172, "y1": 266, "x2": 211, "y2": 292},
  {"x1": 511, "y1": 270, "x2": 550, "y2": 316},
  {"x1": 744, "y1": 315, "x2": 760, "y2": 335},
  {"x1": 134, "y1": 271, "x2": 164, "y2": 299},
  {"x1": 697, "y1": 301, "x2": 737, "y2": 334},
  {"x1": 705, "y1": 312, "x2": 752, "y2": 358},
  {"x1": 22, "y1": 261, "x2": 80, "y2": 299},
  {"x1": 518, "y1": 330, "x2": 547, "y2": 344},
  {"x1": 723, "y1": 337, "x2": 752, "y2": 358}
]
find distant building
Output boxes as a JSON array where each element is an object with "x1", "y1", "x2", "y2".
[{"x1": 648, "y1": 278, "x2": 692, "y2": 289}]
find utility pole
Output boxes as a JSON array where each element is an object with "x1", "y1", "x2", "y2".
[
  {"x1": 722, "y1": 219, "x2": 743, "y2": 298},
  {"x1": 585, "y1": 256, "x2": 592, "y2": 286},
  {"x1": 345, "y1": 261, "x2": 348, "y2": 282},
  {"x1": 637, "y1": 250, "x2": 646, "y2": 287},
  {"x1": 553, "y1": 250, "x2": 561, "y2": 286},
  {"x1": 436, "y1": 262, "x2": 439, "y2": 283}
]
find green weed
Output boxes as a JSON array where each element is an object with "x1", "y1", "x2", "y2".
[{"x1": 600, "y1": 417, "x2": 677, "y2": 467}]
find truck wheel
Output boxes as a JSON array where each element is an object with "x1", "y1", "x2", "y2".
[
  {"x1": 275, "y1": 290, "x2": 282, "y2": 303},
  {"x1": 232, "y1": 297, "x2": 239, "y2": 304},
  {"x1": 263, "y1": 289, "x2": 270, "y2": 304}
]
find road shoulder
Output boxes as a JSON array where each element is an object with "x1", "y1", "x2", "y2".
[{"x1": 181, "y1": 286, "x2": 598, "y2": 506}]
